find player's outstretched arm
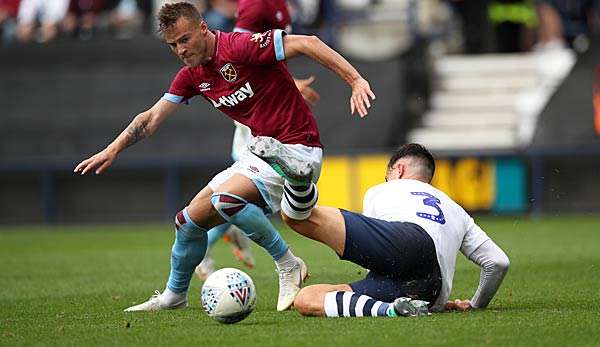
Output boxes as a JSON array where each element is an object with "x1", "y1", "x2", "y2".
[
  {"x1": 283, "y1": 35, "x2": 375, "y2": 118},
  {"x1": 74, "y1": 99, "x2": 179, "y2": 175},
  {"x1": 465, "y1": 240, "x2": 510, "y2": 309}
]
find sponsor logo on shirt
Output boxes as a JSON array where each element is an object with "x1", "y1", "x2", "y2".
[
  {"x1": 220, "y1": 63, "x2": 237, "y2": 82},
  {"x1": 208, "y1": 82, "x2": 254, "y2": 108},
  {"x1": 199, "y1": 82, "x2": 211, "y2": 91},
  {"x1": 251, "y1": 31, "x2": 272, "y2": 49}
]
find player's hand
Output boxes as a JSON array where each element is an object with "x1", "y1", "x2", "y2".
[
  {"x1": 74, "y1": 148, "x2": 117, "y2": 175},
  {"x1": 294, "y1": 76, "x2": 320, "y2": 106},
  {"x1": 350, "y1": 77, "x2": 376, "y2": 118},
  {"x1": 444, "y1": 299, "x2": 473, "y2": 312}
]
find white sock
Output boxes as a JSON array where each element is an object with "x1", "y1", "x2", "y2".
[
  {"x1": 161, "y1": 287, "x2": 187, "y2": 306},
  {"x1": 323, "y1": 291, "x2": 392, "y2": 317},
  {"x1": 282, "y1": 181, "x2": 318, "y2": 220},
  {"x1": 275, "y1": 248, "x2": 297, "y2": 271}
]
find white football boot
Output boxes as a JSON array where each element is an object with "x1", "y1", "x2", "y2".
[
  {"x1": 248, "y1": 136, "x2": 313, "y2": 186},
  {"x1": 124, "y1": 290, "x2": 187, "y2": 312},
  {"x1": 223, "y1": 226, "x2": 256, "y2": 269},
  {"x1": 276, "y1": 257, "x2": 309, "y2": 311}
]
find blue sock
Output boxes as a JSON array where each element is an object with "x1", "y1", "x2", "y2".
[
  {"x1": 167, "y1": 208, "x2": 208, "y2": 293},
  {"x1": 207, "y1": 223, "x2": 231, "y2": 247},
  {"x1": 211, "y1": 193, "x2": 288, "y2": 260}
]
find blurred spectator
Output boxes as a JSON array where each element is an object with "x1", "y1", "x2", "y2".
[
  {"x1": 489, "y1": 0, "x2": 537, "y2": 52},
  {"x1": 203, "y1": 0, "x2": 236, "y2": 32},
  {"x1": 537, "y1": 0, "x2": 600, "y2": 52},
  {"x1": 62, "y1": 0, "x2": 106, "y2": 40},
  {"x1": 0, "y1": 0, "x2": 20, "y2": 44},
  {"x1": 17, "y1": 0, "x2": 69, "y2": 43},
  {"x1": 103, "y1": 0, "x2": 153, "y2": 38}
]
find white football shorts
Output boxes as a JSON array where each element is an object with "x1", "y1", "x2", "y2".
[{"x1": 208, "y1": 140, "x2": 323, "y2": 214}]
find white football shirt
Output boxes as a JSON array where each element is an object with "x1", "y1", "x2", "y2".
[{"x1": 362, "y1": 179, "x2": 490, "y2": 311}]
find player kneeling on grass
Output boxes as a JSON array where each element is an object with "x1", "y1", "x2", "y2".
[{"x1": 251, "y1": 142, "x2": 509, "y2": 317}]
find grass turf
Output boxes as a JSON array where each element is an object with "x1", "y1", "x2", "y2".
[{"x1": 1, "y1": 215, "x2": 599, "y2": 346}]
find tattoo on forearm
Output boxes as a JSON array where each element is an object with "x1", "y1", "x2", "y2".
[{"x1": 124, "y1": 118, "x2": 149, "y2": 148}]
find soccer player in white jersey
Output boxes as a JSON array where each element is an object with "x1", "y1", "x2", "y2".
[{"x1": 251, "y1": 143, "x2": 509, "y2": 317}]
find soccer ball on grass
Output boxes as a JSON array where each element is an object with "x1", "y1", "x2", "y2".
[{"x1": 201, "y1": 268, "x2": 257, "y2": 324}]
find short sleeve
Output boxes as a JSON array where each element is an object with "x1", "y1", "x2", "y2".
[
  {"x1": 163, "y1": 68, "x2": 197, "y2": 104},
  {"x1": 460, "y1": 217, "x2": 491, "y2": 257},
  {"x1": 229, "y1": 30, "x2": 286, "y2": 65}
]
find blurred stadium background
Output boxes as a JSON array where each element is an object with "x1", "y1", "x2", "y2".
[
  {"x1": 2, "y1": 0, "x2": 600, "y2": 345},
  {"x1": 1, "y1": 0, "x2": 599, "y2": 222}
]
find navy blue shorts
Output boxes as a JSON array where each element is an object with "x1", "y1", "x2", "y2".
[{"x1": 340, "y1": 210, "x2": 442, "y2": 304}]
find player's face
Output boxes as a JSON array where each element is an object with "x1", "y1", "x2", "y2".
[{"x1": 164, "y1": 17, "x2": 212, "y2": 67}]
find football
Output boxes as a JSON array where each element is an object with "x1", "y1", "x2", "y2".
[{"x1": 201, "y1": 268, "x2": 257, "y2": 324}]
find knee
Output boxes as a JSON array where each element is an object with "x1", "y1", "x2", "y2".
[
  {"x1": 293, "y1": 286, "x2": 324, "y2": 316},
  {"x1": 281, "y1": 212, "x2": 307, "y2": 231},
  {"x1": 211, "y1": 192, "x2": 248, "y2": 221},
  {"x1": 293, "y1": 288, "x2": 314, "y2": 316}
]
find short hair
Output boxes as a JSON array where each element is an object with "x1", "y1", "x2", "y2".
[
  {"x1": 387, "y1": 143, "x2": 435, "y2": 182},
  {"x1": 158, "y1": 2, "x2": 203, "y2": 33}
]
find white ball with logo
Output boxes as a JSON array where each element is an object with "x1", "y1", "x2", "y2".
[{"x1": 201, "y1": 268, "x2": 257, "y2": 324}]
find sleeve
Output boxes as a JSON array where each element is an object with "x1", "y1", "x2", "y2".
[
  {"x1": 460, "y1": 216, "x2": 491, "y2": 258},
  {"x1": 234, "y1": 0, "x2": 264, "y2": 33},
  {"x1": 163, "y1": 68, "x2": 197, "y2": 105},
  {"x1": 467, "y1": 240, "x2": 510, "y2": 308},
  {"x1": 228, "y1": 29, "x2": 287, "y2": 65}
]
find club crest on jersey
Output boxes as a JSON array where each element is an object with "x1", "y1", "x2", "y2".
[{"x1": 220, "y1": 63, "x2": 237, "y2": 82}]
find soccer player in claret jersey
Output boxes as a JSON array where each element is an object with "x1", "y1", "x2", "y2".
[
  {"x1": 196, "y1": 0, "x2": 320, "y2": 280},
  {"x1": 74, "y1": 2, "x2": 375, "y2": 312},
  {"x1": 251, "y1": 143, "x2": 510, "y2": 317}
]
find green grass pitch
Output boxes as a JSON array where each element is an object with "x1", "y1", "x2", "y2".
[{"x1": 1, "y1": 216, "x2": 599, "y2": 346}]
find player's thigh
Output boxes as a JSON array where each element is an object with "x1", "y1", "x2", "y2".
[
  {"x1": 213, "y1": 173, "x2": 264, "y2": 205},
  {"x1": 283, "y1": 206, "x2": 346, "y2": 256},
  {"x1": 294, "y1": 283, "x2": 352, "y2": 316}
]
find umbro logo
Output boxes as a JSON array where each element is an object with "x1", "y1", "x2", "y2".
[{"x1": 199, "y1": 82, "x2": 211, "y2": 91}]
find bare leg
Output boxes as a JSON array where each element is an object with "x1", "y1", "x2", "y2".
[
  {"x1": 187, "y1": 173, "x2": 263, "y2": 228},
  {"x1": 293, "y1": 284, "x2": 352, "y2": 316},
  {"x1": 281, "y1": 206, "x2": 346, "y2": 256}
]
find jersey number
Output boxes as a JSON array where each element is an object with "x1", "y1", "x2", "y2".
[{"x1": 411, "y1": 192, "x2": 446, "y2": 225}]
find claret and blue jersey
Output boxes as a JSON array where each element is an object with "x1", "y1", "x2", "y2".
[{"x1": 163, "y1": 29, "x2": 322, "y2": 148}]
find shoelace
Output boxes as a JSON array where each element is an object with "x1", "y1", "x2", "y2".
[{"x1": 150, "y1": 290, "x2": 161, "y2": 299}]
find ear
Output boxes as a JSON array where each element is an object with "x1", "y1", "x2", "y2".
[{"x1": 396, "y1": 163, "x2": 405, "y2": 178}]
